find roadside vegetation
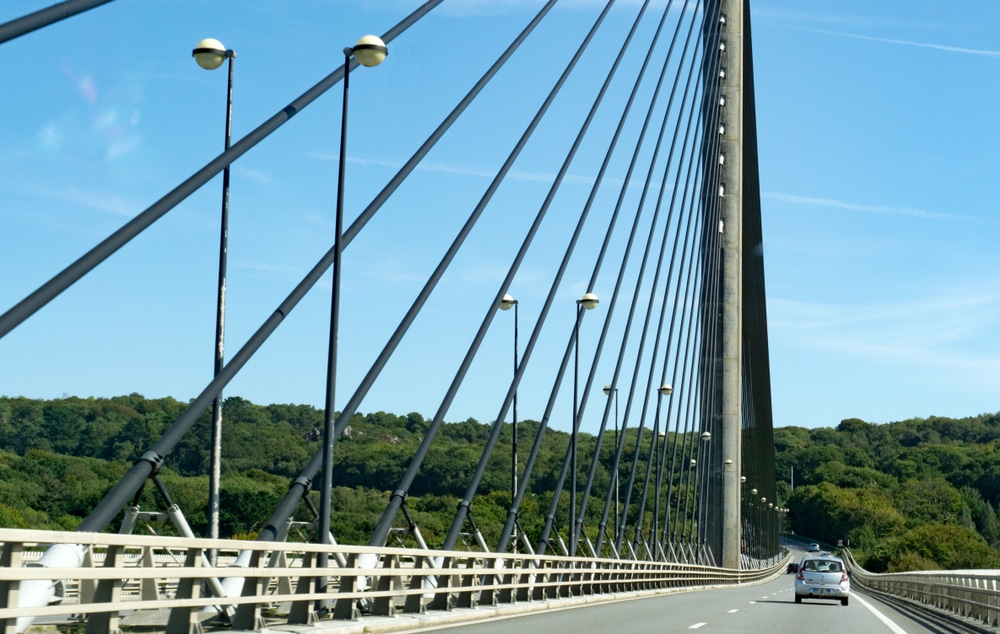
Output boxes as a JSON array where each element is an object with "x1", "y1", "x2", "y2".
[
  {"x1": 778, "y1": 416, "x2": 1000, "y2": 571},
  {"x1": 2, "y1": 395, "x2": 1000, "y2": 571}
]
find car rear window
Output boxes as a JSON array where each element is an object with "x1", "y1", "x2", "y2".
[{"x1": 802, "y1": 559, "x2": 841, "y2": 572}]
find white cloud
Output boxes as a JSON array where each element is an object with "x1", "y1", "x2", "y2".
[
  {"x1": 764, "y1": 192, "x2": 976, "y2": 222},
  {"x1": 235, "y1": 167, "x2": 276, "y2": 185},
  {"x1": 63, "y1": 187, "x2": 136, "y2": 217},
  {"x1": 308, "y1": 153, "x2": 648, "y2": 191},
  {"x1": 803, "y1": 28, "x2": 1000, "y2": 58},
  {"x1": 770, "y1": 284, "x2": 1000, "y2": 387}
]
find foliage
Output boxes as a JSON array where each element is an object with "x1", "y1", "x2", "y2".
[
  {"x1": 781, "y1": 413, "x2": 1000, "y2": 571},
  {"x1": 0, "y1": 395, "x2": 661, "y2": 547},
  {"x1": 5, "y1": 395, "x2": 1000, "y2": 573}
]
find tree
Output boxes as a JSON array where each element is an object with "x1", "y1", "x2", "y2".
[{"x1": 867, "y1": 523, "x2": 1000, "y2": 572}]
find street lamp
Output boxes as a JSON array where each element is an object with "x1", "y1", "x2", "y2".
[
  {"x1": 602, "y1": 383, "x2": 619, "y2": 538},
  {"x1": 571, "y1": 292, "x2": 598, "y2": 556},
  {"x1": 756, "y1": 496, "x2": 766, "y2": 559},
  {"x1": 192, "y1": 37, "x2": 235, "y2": 552},
  {"x1": 695, "y1": 427, "x2": 711, "y2": 546},
  {"x1": 319, "y1": 34, "x2": 388, "y2": 574},
  {"x1": 499, "y1": 293, "x2": 519, "y2": 551},
  {"x1": 768, "y1": 504, "x2": 775, "y2": 559},
  {"x1": 651, "y1": 383, "x2": 672, "y2": 551}
]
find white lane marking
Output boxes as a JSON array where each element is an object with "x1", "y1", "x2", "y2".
[
  {"x1": 748, "y1": 601, "x2": 757, "y2": 604},
  {"x1": 689, "y1": 624, "x2": 707, "y2": 629},
  {"x1": 728, "y1": 609, "x2": 739, "y2": 613},
  {"x1": 853, "y1": 593, "x2": 909, "y2": 634}
]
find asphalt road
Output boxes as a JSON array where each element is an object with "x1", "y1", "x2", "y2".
[{"x1": 408, "y1": 545, "x2": 969, "y2": 634}]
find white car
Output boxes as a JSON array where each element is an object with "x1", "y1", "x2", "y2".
[
  {"x1": 807, "y1": 543, "x2": 820, "y2": 552},
  {"x1": 794, "y1": 555, "x2": 850, "y2": 606}
]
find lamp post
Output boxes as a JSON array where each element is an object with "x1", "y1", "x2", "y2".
[
  {"x1": 602, "y1": 384, "x2": 619, "y2": 539},
  {"x1": 651, "y1": 384, "x2": 672, "y2": 553},
  {"x1": 571, "y1": 292, "x2": 599, "y2": 556},
  {"x1": 768, "y1": 502, "x2": 774, "y2": 560},
  {"x1": 192, "y1": 37, "x2": 235, "y2": 553},
  {"x1": 740, "y1": 476, "x2": 747, "y2": 554},
  {"x1": 499, "y1": 293, "x2": 519, "y2": 552},
  {"x1": 757, "y1": 497, "x2": 767, "y2": 559},
  {"x1": 319, "y1": 35, "x2": 388, "y2": 574},
  {"x1": 695, "y1": 429, "x2": 710, "y2": 546}
]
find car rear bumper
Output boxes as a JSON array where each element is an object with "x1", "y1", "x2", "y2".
[{"x1": 795, "y1": 586, "x2": 849, "y2": 600}]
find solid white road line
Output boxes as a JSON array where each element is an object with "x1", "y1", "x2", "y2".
[{"x1": 853, "y1": 593, "x2": 909, "y2": 634}]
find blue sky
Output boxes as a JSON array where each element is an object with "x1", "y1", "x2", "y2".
[{"x1": 1, "y1": 0, "x2": 997, "y2": 432}]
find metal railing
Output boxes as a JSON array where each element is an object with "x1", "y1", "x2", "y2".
[
  {"x1": 843, "y1": 549, "x2": 1000, "y2": 629},
  {"x1": 1, "y1": 528, "x2": 787, "y2": 633}
]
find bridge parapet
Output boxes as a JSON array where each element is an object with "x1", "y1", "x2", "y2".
[
  {"x1": 1, "y1": 528, "x2": 785, "y2": 633},
  {"x1": 843, "y1": 549, "x2": 1000, "y2": 630}
]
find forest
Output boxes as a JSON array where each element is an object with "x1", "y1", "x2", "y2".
[
  {"x1": 2, "y1": 394, "x2": 1000, "y2": 572},
  {"x1": 778, "y1": 415, "x2": 1000, "y2": 571}
]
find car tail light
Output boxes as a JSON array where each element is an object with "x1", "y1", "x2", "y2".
[
  {"x1": 796, "y1": 569, "x2": 804, "y2": 581},
  {"x1": 841, "y1": 570, "x2": 848, "y2": 583}
]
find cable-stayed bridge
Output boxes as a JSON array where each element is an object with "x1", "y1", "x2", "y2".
[{"x1": 0, "y1": 0, "x2": 791, "y2": 631}]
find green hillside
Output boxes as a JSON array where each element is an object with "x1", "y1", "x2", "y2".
[
  {"x1": 3, "y1": 395, "x2": 1000, "y2": 570},
  {"x1": 779, "y1": 415, "x2": 1000, "y2": 571}
]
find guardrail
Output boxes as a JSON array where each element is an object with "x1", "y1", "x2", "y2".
[
  {"x1": 843, "y1": 549, "x2": 1000, "y2": 628},
  {"x1": 1, "y1": 528, "x2": 788, "y2": 633}
]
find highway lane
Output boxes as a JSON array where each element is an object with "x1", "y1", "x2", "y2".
[
  {"x1": 413, "y1": 576, "x2": 951, "y2": 634},
  {"x1": 404, "y1": 545, "x2": 961, "y2": 634}
]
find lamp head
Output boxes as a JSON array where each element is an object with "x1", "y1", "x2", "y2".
[
  {"x1": 659, "y1": 383, "x2": 673, "y2": 396},
  {"x1": 192, "y1": 38, "x2": 230, "y2": 70},
  {"x1": 499, "y1": 293, "x2": 517, "y2": 310},
  {"x1": 351, "y1": 34, "x2": 388, "y2": 67},
  {"x1": 603, "y1": 384, "x2": 612, "y2": 395},
  {"x1": 577, "y1": 292, "x2": 598, "y2": 310}
]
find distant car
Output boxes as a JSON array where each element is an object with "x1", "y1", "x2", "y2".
[
  {"x1": 808, "y1": 543, "x2": 820, "y2": 552},
  {"x1": 786, "y1": 562, "x2": 799, "y2": 574},
  {"x1": 794, "y1": 555, "x2": 850, "y2": 606}
]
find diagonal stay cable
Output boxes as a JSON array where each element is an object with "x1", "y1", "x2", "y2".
[
  {"x1": 73, "y1": 0, "x2": 545, "y2": 535},
  {"x1": 535, "y1": 0, "x2": 696, "y2": 557},
  {"x1": 569, "y1": 0, "x2": 685, "y2": 552},
  {"x1": 658, "y1": 107, "x2": 708, "y2": 549},
  {"x1": 519, "y1": 5, "x2": 707, "y2": 558},
  {"x1": 592, "y1": 6, "x2": 712, "y2": 547},
  {"x1": 625, "y1": 32, "x2": 706, "y2": 554},
  {"x1": 0, "y1": 0, "x2": 115, "y2": 44},
  {"x1": 257, "y1": 0, "x2": 567, "y2": 544},
  {"x1": 440, "y1": 0, "x2": 619, "y2": 554},
  {"x1": 655, "y1": 70, "x2": 719, "y2": 551},
  {"x1": 0, "y1": 1, "x2": 443, "y2": 340},
  {"x1": 610, "y1": 3, "x2": 701, "y2": 554},
  {"x1": 496, "y1": 0, "x2": 672, "y2": 552},
  {"x1": 357, "y1": 0, "x2": 567, "y2": 549}
]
